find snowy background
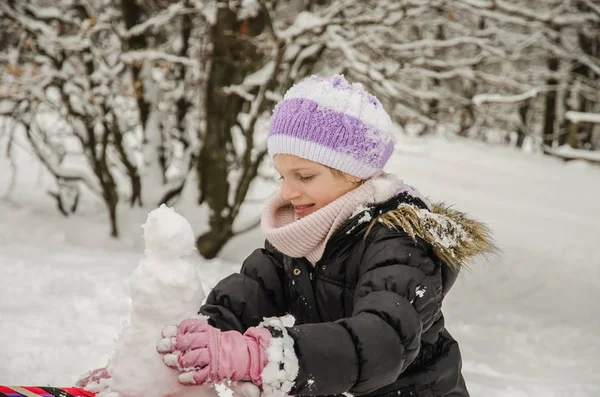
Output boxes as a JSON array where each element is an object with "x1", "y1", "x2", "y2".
[
  {"x1": 2, "y1": 1, "x2": 600, "y2": 395},
  {"x1": 1, "y1": 130, "x2": 600, "y2": 396}
]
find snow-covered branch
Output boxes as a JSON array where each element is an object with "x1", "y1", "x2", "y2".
[
  {"x1": 120, "y1": 50, "x2": 200, "y2": 68},
  {"x1": 22, "y1": 2, "x2": 75, "y2": 24},
  {"x1": 0, "y1": 3, "x2": 57, "y2": 38},
  {"x1": 279, "y1": 0, "x2": 396, "y2": 42},
  {"x1": 581, "y1": 0, "x2": 600, "y2": 17},
  {"x1": 412, "y1": 54, "x2": 486, "y2": 69},
  {"x1": 565, "y1": 111, "x2": 600, "y2": 124},
  {"x1": 123, "y1": 3, "x2": 199, "y2": 38},
  {"x1": 390, "y1": 36, "x2": 506, "y2": 58},
  {"x1": 279, "y1": 12, "x2": 336, "y2": 40},
  {"x1": 542, "y1": 40, "x2": 600, "y2": 77},
  {"x1": 455, "y1": 0, "x2": 599, "y2": 27},
  {"x1": 24, "y1": 118, "x2": 103, "y2": 197},
  {"x1": 472, "y1": 86, "x2": 552, "y2": 105},
  {"x1": 452, "y1": 1, "x2": 558, "y2": 38},
  {"x1": 543, "y1": 144, "x2": 600, "y2": 163}
]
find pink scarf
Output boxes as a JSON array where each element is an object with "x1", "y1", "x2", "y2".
[
  {"x1": 260, "y1": 180, "x2": 377, "y2": 264},
  {"x1": 260, "y1": 172, "x2": 430, "y2": 264}
]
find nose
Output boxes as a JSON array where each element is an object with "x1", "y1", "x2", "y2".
[{"x1": 280, "y1": 180, "x2": 301, "y2": 202}]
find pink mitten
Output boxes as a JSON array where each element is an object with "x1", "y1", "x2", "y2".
[{"x1": 157, "y1": 319, "x2": 272, "y2": 386}]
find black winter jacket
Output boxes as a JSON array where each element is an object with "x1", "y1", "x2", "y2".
[{"x1": 200, "y1": 193, "x2": 494, "y2": 397}]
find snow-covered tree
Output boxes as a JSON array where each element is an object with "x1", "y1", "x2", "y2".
[
  {"x1": 2, "y1": 0, "x2": 598, "y2": 255},
  {"x1": 193, "y1": 0, "x2": 424, "y2": 257},
  {"x1": 448, "y1": 0, "x2": 600, "y2": 149},
  {"x1": 0, "y1": 0, "x2": 202, "y2": 237}
]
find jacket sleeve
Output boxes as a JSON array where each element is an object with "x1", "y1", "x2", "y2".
[
  {"x1": 286, "y1": 227, "x2": 441, "y2": 396},
  {"x1": 199, "y1": 241, "x2": 288, "y2": 332}
]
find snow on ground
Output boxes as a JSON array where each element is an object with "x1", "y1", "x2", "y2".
[{"x1": 1, "y1": 135, "x2": 600, "y2": 396}]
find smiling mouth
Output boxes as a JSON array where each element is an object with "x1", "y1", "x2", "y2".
[{"x1": 293, "y1": 204, "x2": 314, "y2": 215}]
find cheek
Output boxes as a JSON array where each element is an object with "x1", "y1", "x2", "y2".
[{"x1": 310, "y1": 183, "x2": 349, "y2": 207}]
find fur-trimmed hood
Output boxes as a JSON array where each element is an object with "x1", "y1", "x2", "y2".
[
  {"x1": 370, "y1": 201, "x2": 497, "y2": 272},
  {"x1": 328, "y1": 173, "x2": 497, "y2": 272}
]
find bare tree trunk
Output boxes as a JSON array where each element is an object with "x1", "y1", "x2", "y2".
[
  {"x1": 566, "y1": 121, "x2": 581, "y2": 148},
  {"x1": 156, "y1": 14, "x2": 196, "y2": 206},
  {"x1": 516, "y1": 100, "x2": 530, "y2": 149},
  {"x1": 567, "y1": 21, "x2": 598, "y2": 148},
  {"x1": 543, "y1": 56, "x2": 559, "y2": 147},
  {"x1": 428, "y1": 24, "x2": 443, "y2": 125},
  {"x1": 458, "y1": 105, "x2": 475, "y2": 137},
  {"x1": 176, "y1": 14, "x2": 193, "y2": 143},
  {"x1": 195, "y1": 2, "x2": 266, "y2": 259},
  {"x1": 458, "y1": 16, "x2": 485, "y2": 137},
  {"x1": 194, "y1": 1, "x2": 326, "y2": 258},
  {"x1": 106, "y1": 106, "x2": 143, "y2": 207},
  {"x1": 85, "y1": 121, "x2": 120, "y2": 237},
  {"x1": 1, "y1": 118, "x2": 17, "y2": 200},
  {"x1": 121, "y1": 0, "x2": 150, "y2": 131}
]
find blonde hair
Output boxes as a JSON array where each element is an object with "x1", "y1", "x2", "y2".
[{"x1": 327, "y1": 166, "x2": 364, "y2": 187}]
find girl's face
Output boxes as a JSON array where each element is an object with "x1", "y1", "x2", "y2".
[{"x1": 274, "y1": 154, "x2": 362, "y2": 219}]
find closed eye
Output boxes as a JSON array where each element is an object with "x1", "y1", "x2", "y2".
[{"x1": 277, "y1": 173, "x2": 316, "y2": 181}]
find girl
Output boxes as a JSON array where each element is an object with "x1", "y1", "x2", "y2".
[{"x1": 156, "y1": 75, "x2": 495, "y2": 397}]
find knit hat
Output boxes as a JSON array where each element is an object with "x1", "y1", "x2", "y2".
[{"x1": 267, "y1": 74, "x2": 395, "y2": 179}]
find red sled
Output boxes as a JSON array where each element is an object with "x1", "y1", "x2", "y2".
[{"x1": 0, "y1": 386, "x2": 95, "y2": 397}]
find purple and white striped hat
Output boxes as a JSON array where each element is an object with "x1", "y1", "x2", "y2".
[{"x1": 268, "y1": 74, "x2": 395, "y2": 179}]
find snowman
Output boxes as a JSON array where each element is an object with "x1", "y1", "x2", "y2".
[
  {"x1": 81, "y1": 205, "x2": 258, "y2": 397},
  {"x1": 102, "y1": 204, "x2": 208, "y2": 397}
]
